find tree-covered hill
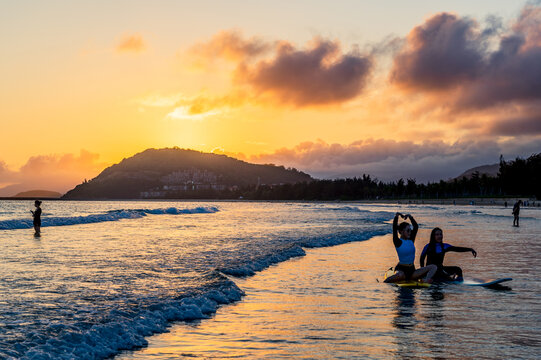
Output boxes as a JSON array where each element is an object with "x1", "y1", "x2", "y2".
[{"x1": 62, "y1": 148, "x2": 312, "y2": 199}]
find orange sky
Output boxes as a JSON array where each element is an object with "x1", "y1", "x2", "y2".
[{"x1": 1, "y1": 1, "x2": 540, "y2": 195}]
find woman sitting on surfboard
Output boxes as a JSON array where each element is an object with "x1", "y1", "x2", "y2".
[
  {"x1": 384, "y1": 213, "x2": 437, "y2": 284},
  {"x1": 420, "y1": 227, "x2": 477, "y2": 281}
]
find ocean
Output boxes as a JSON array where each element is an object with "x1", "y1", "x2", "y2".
[{"x1": 0, "y1": 200, "x2": 539, "y2": 359}]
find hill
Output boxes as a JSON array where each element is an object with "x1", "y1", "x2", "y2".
[
  {"x1": 454, "y1": 163, "x2": 499, "y2": 180},
  {"x1": 13, "y1": 190, "x2": 62, "y2": 198},
  {"x1": 62, "y1": 148, "x2": 312, "y2": 199}
]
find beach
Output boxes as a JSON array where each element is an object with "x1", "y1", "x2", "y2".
[
  {"x1": 4, "y1": 1, "x2": 541, "y2": 358},
  {"x1": 0, "y1": 201, "x2": 539, "y2": 359}
]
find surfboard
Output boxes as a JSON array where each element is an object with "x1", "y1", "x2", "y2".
[
  {"x1": 458, "y1": 278, "x2": 513, "y2": 287},
  {"x1": 382, "y1": 268, "x2": 512, "y2": 289},
  {"x1": 383, "y1": 269, "x2": 431, "y2": 288},
  {"x1": 395, "y1": 281, "x2": 431, "y2": 288}
]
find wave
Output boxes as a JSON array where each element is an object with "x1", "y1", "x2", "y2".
[
  {"x1": 322, "y1": 206, "x2": 396, "y2": 219},
  {"x1": 8, "y1": 208, "x2": 392, "y2": 359},
  {"x1": 0, "y1": 206, "x2": 219, "y2": 230},
  {"x1": 449, "y1": 209, "x2": 538, "y2": 220},
  {"x1": 220, "y1": 228, "x2": 390, "y2": 277},
  {"x1": 11, "y1": 228, "x2": 391, "y2": 359},
  {"x1": 16, "y1": 273, "x2": 243, "y2": 360},
  {"x1": 328, "y1": 205, "x2": 364, "y2": 212}
]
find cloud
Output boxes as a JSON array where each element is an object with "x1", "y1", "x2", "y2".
[
  {"x1": 181, "y1": 92, "x2": 247, "y2": 114},
  {"x1": 187, "y1": 29, "x2": 271, "y2": 68},
  {"x1": 246, "y1": 138, "x2": 541, "y2": 182},
  {"x1": 390, "y1": 12, "x2": 487, "y2": 91},
  {"x1": 186, "y1": 31, "x2": 373, "y2": 107},
  {"x1": 512, "y1": 4, "x2": 541, "y2": 48},
  {"x1": 458, "y1": 37, "x2": 541, "y2": 109},
  {"x1": 0, "y1": 150, "x2": 106, "y2": 196},
  {"x1": 166, "y1": 106, "x2": 221, "y2": 121},
  {"x1": 391, "y1": 5, "x2": 541, "y2": 113},
  {"x1": 136, "y1": 90, "x2": 250, "y2": 121},
  {"x1": 159, "y1": 91, "x2": 248, "y2": 120},
  {"x1": 236, "y1": 38, "x2": 373, "y2": 106},
  {"x1": 116, "y1": 34, "x2": 146, "y2": 53},
  {"x1": 486, "y1": 114, "x2": 541, "y2": 136},
  {"x1": 0, "y1": 161, "x2": 16, "y2": 186}
]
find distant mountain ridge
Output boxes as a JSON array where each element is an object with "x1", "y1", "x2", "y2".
[
  {"x1": 454, "y1": 163, "x2": 499, "y2": 180},
  {"x1": 62, "y1": 148, "x2": 312, "y2": 199},
  {"x1": 13, "y1": 190, "x2": 62, "y2": 198}
]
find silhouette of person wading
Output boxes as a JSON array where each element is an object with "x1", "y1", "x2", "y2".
[
  {"x1": 31, "y1": 200, "x2": 42, "y2": 237},
  {"x1": 512, "y1": 200, "x2": 522, "y2": 227}
]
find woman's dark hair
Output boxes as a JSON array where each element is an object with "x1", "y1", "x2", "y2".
[
  {"x1": 427, "y1": 227, "x2": 443, "y2": 256},
  {"x1": 398, "y1": 222, "x2": 410, "y2": 232},
  {"x1": 34, "y1": 200, "x2": 42, "y2": 206}
]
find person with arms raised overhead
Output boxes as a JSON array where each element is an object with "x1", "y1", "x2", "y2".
[{"x1": 384, "y1": 213, "x2": 437, "y2": 284}]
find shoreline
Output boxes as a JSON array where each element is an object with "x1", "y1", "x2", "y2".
[{"x1": 0, "y1": 196, "x2": 537, "y2": 206}]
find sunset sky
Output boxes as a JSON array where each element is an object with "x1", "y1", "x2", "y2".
[{"x1": 1, "y1": 0, "x2": 540, "y2": 195}]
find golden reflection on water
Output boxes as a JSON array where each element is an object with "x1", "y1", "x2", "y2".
[
  {"x1": 120, "y1": 235, "x2": 405, "y2": 359},
  {"x1": 118, "y1": 212, "x2": 538, "y2": 359}
]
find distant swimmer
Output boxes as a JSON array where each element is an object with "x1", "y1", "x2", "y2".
[
  {"x1": 420, "y1": 227, "x2": 477, "y2": 281},
  {"x1": 31, "y1": 200, "x2": 42, "y2": 237},
  {"x1": 384, "y1": 213, "x2": 437, "y2": 284},
  {"x1": 512, "y1": 200, "x2": 522, "y2": 227}
]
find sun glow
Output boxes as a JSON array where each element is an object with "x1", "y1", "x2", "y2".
[{"x1": 0, "y1": 1, "x2": 538, "y2": 195}]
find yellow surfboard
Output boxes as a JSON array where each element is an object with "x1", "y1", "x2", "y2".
[{"x1": 384, "y1": 269, "x2": 431, "y2": 288}]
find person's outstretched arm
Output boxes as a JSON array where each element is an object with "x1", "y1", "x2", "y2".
[
  {"x1": 407, "y1": 214, "x2": 419, "y2": 242},
  {"x1": 393, "y1": 213, "x2": 402, "y2": 248},
  {"x1": 446, "y1": 245, "x2": 477, "y2": 257}
]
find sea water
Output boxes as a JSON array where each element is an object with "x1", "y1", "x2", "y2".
[{"x1": 0, "y1": 201, "x2": 539, "y2": 359}]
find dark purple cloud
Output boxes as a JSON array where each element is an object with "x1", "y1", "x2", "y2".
[
  {"x1": 390, "y1": 13, "x2": 486, "y2": 91},
  {"x1": 487, "y1": 114, "x2": 541, "y2": 136},
  {"x1": 188, "y1": 32, "x2": 373, "y2": 106},
  {"x1": 391, "y1": 5, "x2": 541, "y2": 111},
  {"x1": 237, "y1": 39, "x2": 373, "y2": 106},
  {"x1": 458, "y1": 34, "x2": 541, "y2": 109}
]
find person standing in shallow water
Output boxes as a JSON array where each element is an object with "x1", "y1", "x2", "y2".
[
  {"x1": 512, "y1": 200, "x2": 522, "y2": 227},
  {"x1": 31, "y1": 200, "x2": 42, "y2": 236}
]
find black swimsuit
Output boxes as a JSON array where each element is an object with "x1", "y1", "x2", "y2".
[{"x1": 33, "y1": 208, "x2": 41, "y2": 226}]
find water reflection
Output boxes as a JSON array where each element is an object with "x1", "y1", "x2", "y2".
[
  {"x1": 392, "y1": 288, "x2": 420, "y2": 359},
  {"x1": 425, "y1": 287, "x2": 449, "y2": 359},
  {"x1": 427, "y1": 287, "x2": 445, "y2": 327},
  {"x1": 392, "y1": 288, "x2": 417, "y2": 330},
  {"x1": 392, "y1": 286, "x2": 449, "y2": 359}
]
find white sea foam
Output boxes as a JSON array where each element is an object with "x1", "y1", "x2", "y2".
[
  {"x1": 0, "y1": 201, "x2": 394, "y2": 359},
  {"x1": 19, "y1": 276, "x2": 243, "y2": 360},
  {"x1": 220, "y1": 228, "x2": 390, "y2": 277},
  {"x1": 0, "y1": 206, "x2": 219, "y2": 230}
]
